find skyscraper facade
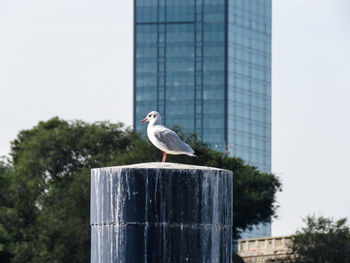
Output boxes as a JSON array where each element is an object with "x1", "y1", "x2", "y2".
[{"x1": 134, "y1": 0, "x2": 271, "y2": 238}]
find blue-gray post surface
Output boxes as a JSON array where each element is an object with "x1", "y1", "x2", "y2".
[{"x1": 90, "y1": 162, "x2": 233, "y2": 263}]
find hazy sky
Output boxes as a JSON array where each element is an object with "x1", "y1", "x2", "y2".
[{"x1": 0, "y1": 0, "x2": 349, "y2": 236}]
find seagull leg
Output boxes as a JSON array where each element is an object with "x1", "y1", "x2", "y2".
[{"x1": 162, "y1": 152, "x2": 167, "y2": 162}]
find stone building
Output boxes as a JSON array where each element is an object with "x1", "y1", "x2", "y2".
[{"x1": 238, "y1": 235, "x2": 292, "y2": 263}]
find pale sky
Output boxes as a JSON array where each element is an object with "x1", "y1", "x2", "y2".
[{"x1": 0, "y1": 0, "x2": 349, "y2": 236}]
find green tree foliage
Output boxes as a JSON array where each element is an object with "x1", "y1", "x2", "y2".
[
  {"x1": 287, "y1": 215, "x2": 350, "y2": 263},
  {"x1": 0, "y1": 157, "x2": 15, "y2": 262},
  {"x1": 0, "y1": 117, "x2": 281, "y2": 262}
]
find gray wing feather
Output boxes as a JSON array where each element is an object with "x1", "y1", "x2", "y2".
[{"x1": 155, "y1": 129, "x2": 193, "y2": 153}]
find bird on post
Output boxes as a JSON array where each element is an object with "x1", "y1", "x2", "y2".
[{"x1": 141, "y1": 111, "x2": 197, "y2": 162}]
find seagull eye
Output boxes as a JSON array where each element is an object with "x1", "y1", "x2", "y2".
[
  {"x1": 148, "y1": 114, "x2": 151, "y2": 117},
  {"x1": 153, "y1": 115, "x2": 156, "y2": 118}
]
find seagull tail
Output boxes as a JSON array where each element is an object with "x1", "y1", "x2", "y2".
[{"x1": 191, "y1": 149, "x2": 201, "y2": 158}]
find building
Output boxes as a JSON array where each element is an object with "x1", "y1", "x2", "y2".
[
  {"x1": 238, "y1": 236, "x2": 292, "y2": 263},
  {"x1": 134, "y1": 0, "x2": 271, "y2": 238}
]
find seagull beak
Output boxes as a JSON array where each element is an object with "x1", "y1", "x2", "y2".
[{"x1": 141, "y1": 118, "x2": 147, "y2": 123}]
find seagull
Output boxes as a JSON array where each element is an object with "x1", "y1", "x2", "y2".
[{"x1": 141, "y1": 111, "x2": 197, "y2": 162}]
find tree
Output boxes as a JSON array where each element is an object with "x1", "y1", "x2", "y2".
[
  {"x1": 0, "y1": 157, "x2": 15, "y2": 262},
  {"x1": 287, "y1": 215, "x2": 350, "y2": 263},
  {"x1": 0, "y1": 117, "x2": 281, "y2": 262}
]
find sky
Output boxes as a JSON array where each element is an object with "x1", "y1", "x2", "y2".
[{"x1": 0, "y1": 0, "x2": 349, "y2": 237}]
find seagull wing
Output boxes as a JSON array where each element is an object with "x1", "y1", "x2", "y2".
[{"x1": 154, "y1": 127, "x2": 194, "y2": 154}]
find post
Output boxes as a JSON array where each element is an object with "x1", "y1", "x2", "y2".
[{"x1": 91, "y1": 162, "x2": 233, "y2": 263}]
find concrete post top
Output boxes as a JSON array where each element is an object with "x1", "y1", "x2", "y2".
[{"x1": 92, "y1": 162, "x2": 231, "y2": 173}]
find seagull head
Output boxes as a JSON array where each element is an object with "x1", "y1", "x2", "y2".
[{"x1": 141, "y1": 111, "x2": 162, "y2": 125}]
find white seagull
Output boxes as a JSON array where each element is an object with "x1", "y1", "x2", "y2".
[{"x1": 141, "y1": 111, "x2": 197, "y2": 162}]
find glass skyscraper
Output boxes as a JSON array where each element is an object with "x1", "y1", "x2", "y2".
[{"x1": 134, "y1": 0, "x2": 271, "y2": 238}]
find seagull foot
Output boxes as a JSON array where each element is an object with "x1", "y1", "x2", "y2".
[{"x1": 162, "y1": 152, "x2": 167, "y2": 162}]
